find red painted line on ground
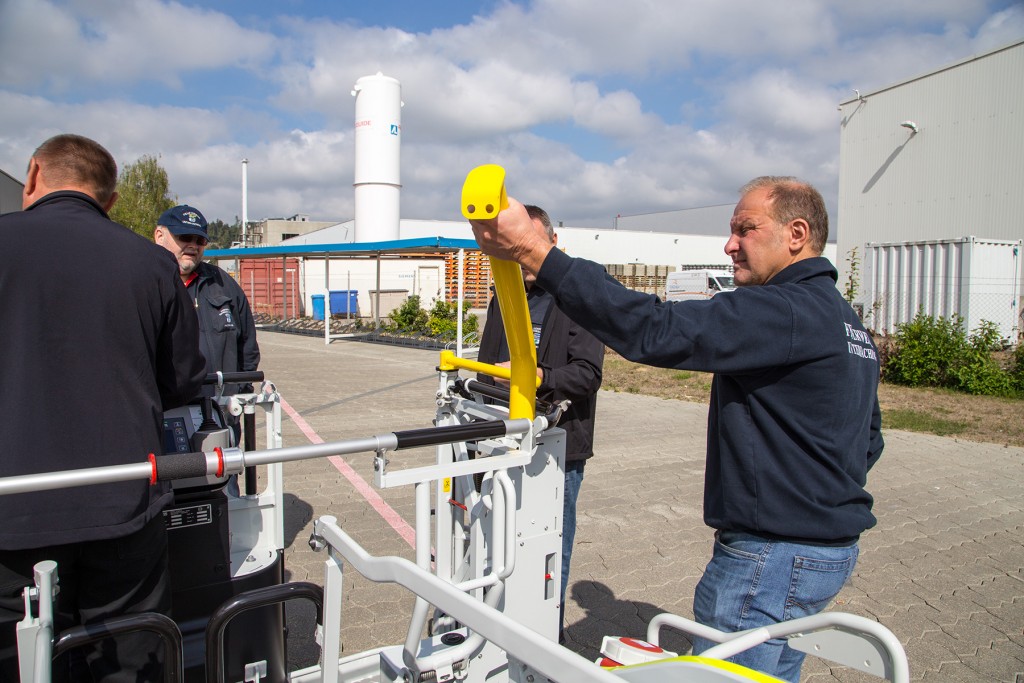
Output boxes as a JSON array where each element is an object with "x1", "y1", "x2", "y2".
[{"x1": 280, "y1": 398, "x2": 416, "y2": 548}]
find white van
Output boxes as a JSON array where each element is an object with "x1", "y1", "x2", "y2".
[{"x1": 664, "y1": 269, "x2": 735, "y2": 301}]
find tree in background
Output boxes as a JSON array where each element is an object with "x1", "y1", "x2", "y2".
[
  {"x1": 207, "y1": 218, "x2": 242, "y2": 249},
  {"x1": 109, "y1": 155, "x2": 175, "y2": 238}
]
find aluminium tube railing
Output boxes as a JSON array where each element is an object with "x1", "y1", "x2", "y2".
[
  {"x1": 0, "y1": 418, "x2": 533, "y2": 497},
  {"x1": 311, "y1": 515, "x2": 625, "y2": 683}
]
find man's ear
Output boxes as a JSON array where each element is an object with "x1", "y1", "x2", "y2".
[
  {"x1": 552, "y1": 232, "x2": 559, "y2": 247},
  {"x1": 21, "y1": 159, "x2": 40, "y2": 209},
  {"x1": 788, "y1": 218, "x2": 810, "y2": 253},
  {"x1": 102, "y1": 190, "x2": 118, "y2": 214}
]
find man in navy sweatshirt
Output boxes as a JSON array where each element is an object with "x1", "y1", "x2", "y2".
[
  {"x1": 0, "y1": 134, "x2": 206, "y2": 681},
  {"x1": 470, "y1": 176, "x2": 883, "y2": 682}
]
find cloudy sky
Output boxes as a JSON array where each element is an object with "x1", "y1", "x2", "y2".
[{"x1": 1, "y1": 0, "x2": 1021, "y2": 229}]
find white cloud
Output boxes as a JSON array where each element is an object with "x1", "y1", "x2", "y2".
[
  {"x1": 831, "y1": 0, "x2": 1002, "y2": 29},
  {"x1": 0, "y1": 0, "x2": 1018, "y2": 230},
  {"x1": 267, "y1": 19, "x2": 667, "y2": 144},
  {"x1": 0, "y1": 90, "x2": 230, "y2": 163},
  {"x1": 719, "y1": 70, "x2": 842, "y2": 138},
  {"x1": 572, "y1": 85, "x2": 661, "y2": 140},
  {"x1": 448, "y1": 0, "x2": 837, "y2": 74},
  {"x1": 973, "y1": 5, "x2": 1024, "y2": 51},
  {"x1": 0, "y1": 0, "x2": 276, "y2": 90}
]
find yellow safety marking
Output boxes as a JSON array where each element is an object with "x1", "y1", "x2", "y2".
[
  {"x1": 443, "y1": 478, "x2": 451, "y2": 494},
  {"x1": 609, "y1": 655, "x2": 786, "y2": 682}
]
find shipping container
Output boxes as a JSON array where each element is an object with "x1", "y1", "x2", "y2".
[
  {"x1": 861, "y1": 237, "x2": 1021, "y2": 342},
  {"x1": 239, "y1": 258, "x2": 303, "y2": 319}
]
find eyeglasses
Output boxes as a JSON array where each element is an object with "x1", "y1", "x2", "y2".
[{"x1": 176, "y1": 234, "x2": 208, "y2": 246}]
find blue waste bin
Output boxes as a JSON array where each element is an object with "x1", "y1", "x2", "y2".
[
  {"x1": 311, "y1": 294, "x2": 325, "y2": 321},
  {"x1": 329, "y1": 290, "x2": 358, "y2": 316}
]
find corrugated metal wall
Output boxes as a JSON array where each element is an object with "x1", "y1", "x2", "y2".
[
  {"x1": 863, "y1": 237, "x2": 1021, "y2": 340},
  {"x1": 837, "y1": 40, "x2": 1024, "y2": 307},
  {"x1": 239, "y1": 258, "x2": 302, "y2": 319}
]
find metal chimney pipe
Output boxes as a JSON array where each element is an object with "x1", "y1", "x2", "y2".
[{"x1": 241, "y1": 158, "x2": 249, "y2": 246}]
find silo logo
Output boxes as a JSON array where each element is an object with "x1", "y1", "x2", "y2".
[{"x1": 390, "y1": 124, "x2": 400, "y2": 135}]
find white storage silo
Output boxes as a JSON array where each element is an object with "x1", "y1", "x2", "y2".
[{"x1": 352, "y1": 73, "x2": 402, "y2": 242}]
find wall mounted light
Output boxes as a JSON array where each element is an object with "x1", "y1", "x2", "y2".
[{"x1": 900, "y1": 121, "x2": 919, "y2": 134}]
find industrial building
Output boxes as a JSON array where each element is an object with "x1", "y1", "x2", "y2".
[
  {"x1": 837, "y1": 38, "x2": 1023, "y2": 340},
  {"x1": 262, "y1": 210, "x2": 801, "y2": 322},
  {"x1": 0, "y1": 168, "x2": 23, "y2": 215},
  {"x1": 266, "y1": 191, "x2": 846, "y2": 321},
  {"x1": 247, "y1": 215, "x2": 337, "y2": 246}
]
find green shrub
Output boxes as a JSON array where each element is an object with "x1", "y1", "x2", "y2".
[
  {"x1": 426, "y1": 299, "x2": 478, "y2": 338},
  {"x1": 949, "y1": 320, "x2": 1014, "y2": 396},
  {"x1": 1010, "y1": 340, "x2": 1024, "y2": 393},
  {"x1": 842, "y1": 247, "x2": 860, "y2": 304},
  {"x1": 883, "y1": 313, "x2": 966, "y2": 387},
  {"x1": 883, "y1": 312, "x2": 1016, "y2": 396},
  {"x1": 386, "y1": 296, "x2": 478, "y2": 339},
  {"x1": 388, "y1": 295, "x2": 429, "y2": 332}
]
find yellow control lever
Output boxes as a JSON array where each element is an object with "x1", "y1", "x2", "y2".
[
  {"x1": 452, "y1": 164, "x2": 537, "y2": 421},
  {"x1": 460, "y1": 164, "x2": 508, "y2": 219}
]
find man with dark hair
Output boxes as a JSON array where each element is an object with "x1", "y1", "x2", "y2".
[
  {"x1": 476, "y1": 204, "x2": 603, "y2": 643},
  {"x1": 0, "y1": 134, "x2": 206, "y2": 681},
  {"x1": 470, "y1": 177, "x2": 882, "y2": 682}
]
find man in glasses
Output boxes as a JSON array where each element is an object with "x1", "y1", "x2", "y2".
[{"x1": 155, "y1": 205, "x2": 260, "y2": 466}]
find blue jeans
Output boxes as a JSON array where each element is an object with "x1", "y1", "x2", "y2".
[
  {"x1": 691, "y1": 531, "x2": 859, "y2": 683},
  {"x1": 560, "y1": 459, "x2": 586, "y2": 630}
]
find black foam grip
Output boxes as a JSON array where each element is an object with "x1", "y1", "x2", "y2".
[
  {"x1": 394, "y1": 420, "x2": 508, "y2": 449},
  {"x1": 153, "y1": 452, "x2": 209, "y2": 481},
  {"x1": 203, "y1": 371, "x2": 265, "y2": 384}
]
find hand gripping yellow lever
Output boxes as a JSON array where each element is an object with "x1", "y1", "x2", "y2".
[{"x1": 439, "y1": 164, "x2": 537, "y2": 421}]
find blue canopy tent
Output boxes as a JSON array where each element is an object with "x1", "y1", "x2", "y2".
[{"x1": 206, "y1": 237, "x2": 480, "y2": 351}]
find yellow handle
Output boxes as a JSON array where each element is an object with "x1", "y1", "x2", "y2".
[
  {"x1": 459, "y1": 165, "x2": 537, "y2": 420},
  {"x1": 438, "y1": 350, "x2": 540, "y2": 388},
  {"x1": 461, "y1": 164, "x2": 508, "y2": 219}
]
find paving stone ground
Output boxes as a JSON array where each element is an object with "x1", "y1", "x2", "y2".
[{"x1": 253, "y1": 330, "x2": 1024, "y2": 682}]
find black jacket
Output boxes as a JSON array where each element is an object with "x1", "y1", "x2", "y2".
[
  {"x1": 477, "y1": 287, "x2": 604, "y2": 462},
  {"x1": 537, "y1": 250, "x2": 883, "y2": 543},
  {"x1": 188, "y1": 261, "x2": 260, "y2": 395},
  {"x1": 0, "y1": 192, "x2": 206, "y2": 549}
]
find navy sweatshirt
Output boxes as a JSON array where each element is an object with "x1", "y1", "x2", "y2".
[
  {"x1": 537, "y1": 250, "x2": 883, "y2": 543},
  {"x1": 0, "y1": 192, "x2": 206, "y2": 549}
]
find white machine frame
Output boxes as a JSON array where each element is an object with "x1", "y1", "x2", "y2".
[{"x1": 4, "y1": 367, "x2": 910, "y2": 683}]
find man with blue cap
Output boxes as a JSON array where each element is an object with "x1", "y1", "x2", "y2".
[{"x1": 155, "y1": 205, "x2": 260, "y2": 469}]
